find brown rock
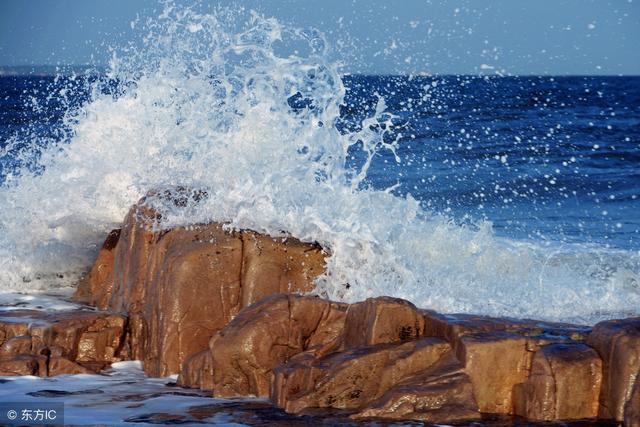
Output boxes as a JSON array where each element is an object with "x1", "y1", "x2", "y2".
[
  {"x1": 178, "y1": 349, "x2": 215, "y2": 391},
  {"x1": 625, "y1": 378, "x2": 640, "y2": 427},
  {"x1": 29, "y1": 312, "x2": 126, "y2": 364},
  {"x1": 159, "y1": 228, "x2": 324, "y2": 377},
  {"x1": 456, "y1": 331, "x2": 531, "y2": 414},
  {"x1": 513, "y1": 343, "x2": 602, "y2": 421},
  {"x1": 342, "y1": 297, "x2": 425, "y2": 349},
  {"x1": 240, "y1": 231, "x2": 325, "y2": 307},
  {"x1": 422, "y1": 310, "x2": 590, "y2": 353},
  {"x1": 272, "y1": 337, "x2": 451, "y2": 413},
  {"x1": 422, "y1": 310, "x2": 513, "y2": 346},
  {"x1": 105, "y1": 201, "x2": 161, "y2": 314},
  {"x1": 77, "y1": 323, "x2": 126, "y2": 363},
  {"x1": 0, "y1": 309, "x2": 126, "y2": 376},
  {"x1": 587, "y1": 317, "x2": 640, "y2": 421},
  {"x1": 352, "y1": 352, "x2": 480, "y2": 422},
  {"x1": 76, "y1": 194, "x2": 327, "y2": 377},
  {"x1": 99, "y1": 187, "x2": 211, "y2": 314},
  {"x1": 75, "y1": 229, "x2": 121, "y2": 307},
  {"x1": 0, "y1": 312, "x2": 32, "y2": 341},
  {"x1": 206, "y1": 294, "x2": 347, "y2": 398},
  {"x1": 48, "y1": 356, "x2": 92, "y2": 376},
  {"x1": 0, "y1": 354, "x2": 39, "y2": 375},
  {"x1": 141, "y1": 223, "x2": 244, "y2": 376},
  {"x1": 64, "y1": 192, "x2": 640, "y2": 425},
  {"x1": 140, "y1": 225, "x2": 326, "y2": 377},
  {"x1": 0, "y1": 335, "x2": 32, "y2": 359}
]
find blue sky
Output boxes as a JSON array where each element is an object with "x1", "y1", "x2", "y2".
[{"x1": 1, "y1": 0, "x2": 639, "y2": 75}]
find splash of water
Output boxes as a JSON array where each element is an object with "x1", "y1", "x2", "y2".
[{"x1": 0, "y1": 5, "x2": 638, "y2": 323}]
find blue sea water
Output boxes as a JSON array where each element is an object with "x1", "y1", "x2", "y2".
[
  {"x1": 3, "y1": 73, "x2": 639, "y2": 249},
  {"x1": 344, "y1": 75, "x2": 640, "y2": 250}
]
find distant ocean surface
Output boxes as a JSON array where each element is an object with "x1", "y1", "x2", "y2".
[{"x1": 3, "y1": 73, "x2": 639, "y2": 247}]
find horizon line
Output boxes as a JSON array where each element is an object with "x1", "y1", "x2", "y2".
[{"x1": 0, "y1": 64, "x2": 638, "y2": 78}]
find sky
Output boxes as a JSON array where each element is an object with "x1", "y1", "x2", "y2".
[{"x1": 0, "y1": 0, "x2": 639, "y2": 75}]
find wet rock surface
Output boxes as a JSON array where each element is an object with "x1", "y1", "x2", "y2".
[
  {"x1": 75, "y1": 197, "x2": 326, "y2": 377},
  {"x1": 0, "y1": 309, "x2": 127, "y2": 376},
  {"x1": 176, "y1": 293, "x2": 633, "y2": 425},
  {"x1": 513, "y1": 343, "x2": 602, "y2": 421},
  {"x1": 205, "y1": 294, "x2": 347, "y2": 398},
  {"x1": 351, "y1": 352, "x2": 479, "y2": 423},
  {"x1": 587, "y1": 316, "x2": 640, "y2": 422}
]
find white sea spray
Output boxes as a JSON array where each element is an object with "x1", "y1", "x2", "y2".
[{"x1": 0, "y1": 5, "x2": 638, "y2": 324}]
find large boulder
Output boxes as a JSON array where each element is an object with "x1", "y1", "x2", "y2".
[
  {"x1": 240, "y1": 231, "x2": 326, "y2": 307},
  {"x1": 272, "y1": 337, "x2": 453, "y2": 413},
  {"x1": 351, "y1": 352, "x2": 480, "y2": 423},
  {"x1": 587, "y1": 317, "x2": 640, "y2": 421},
  {"x1": 422, "y1": 309, "x2": 594, "y2": 416},
  {"x1": 75, "y1": 193, "x2": 326, "y2": 376},
  {"x1": 74, "y1": 229, "x2": 121, "y2": 308},
  {"x1": 342, "y1": 297, "x2": 425, "y2": 349},
  {"x1": 269, "y1": 297, "x2": 480, "y2": 423},
  {"x1": 513, "y1": 343, "x2": 602, "y2": 420},
  {"x1": 140, "y1": 223, "x2": 244, "y2": 376},
  {"x1": 454, "y1": 331, "x2": 531, "y2": 414},
  {"x1": 185, "y1": 294, "x2": 347, "y2": 398}
]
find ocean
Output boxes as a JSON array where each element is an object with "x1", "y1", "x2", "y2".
[
  {"x1": 0, "y1": 8, "x2": 638, "y2": 425},
  {"x1": 2, "y1": 72, "x2": 638, "y2": 322}
]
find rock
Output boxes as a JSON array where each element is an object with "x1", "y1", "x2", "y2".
[
  {"x1": 0, "y1": 354, "x2": 40, "y2": 375},
  {"x1": 428, "y1": 312, "x2": 591, "y2": 417},
  {"x1": 0, "y1": 335, "x2": 32, "y2": 359},
  {"x1": 625, "y1": 378, "x2": 640, "y2": 427},
  {"x1": 455, "y1": 331, "x2": 530, "y2": 414},
  {"x1": 48, "y1": 356, "x2": 92, "y2": 376},
  {"x1": 201, "y1": 294, "x2": 347, "y2": 398},
  {"x1": 422, "y1": 311, "x2": 515, "y2": 351},
  {"x1": 56, "y1": 197, "x2": 640, "y2": 424},
  {"x1": 178, "y1": 350, "x2": 215, "y2": 391},
  {"x1": 240, "y1": 231, "x2": 325, "y2": 307},
  {"x1": 140, "y1": 227, "x2": 326, "y2": 377},
  {"x1": 76, "y1": 195, "x2": 326, "y2": 376},
  {"x1": 352, "y1": 352, "x2": 480, "y2": 423},
  {"x1": 29, "y1": 312, "x2": 126, "y2": 364},
  {"x1": 587, "y1": 317, "x2": 640, "y2": 421},
  {"x1": 272, "y1": 337, "x2": 452, "y2": 414},
  {"x1": 0, "y1": 309, "x2": 126, "y2": 376},
  {"x1": 108, "y1": 204, "x2": 159, "y2": 314},
  {"x1": 74, "y1": 229, "x2": 121, "y2": 308},
  {"x1": 513, "y1": 343, "x2": 602, "y2": 421},
  {"x1": 76, "y1": 317, "x2": 126, "y2": 363},
  {"x1": 422, "y1": 310, "x2": 590, "y2": 353},
  {"x1": 141, "y1": 223, "x2": 244, "y2": 376},
  {"x1": 342, "y1": 297, "x2": 425, "y2": 349},
  {"x1": 0, "y1": 311, "x2": 32, "y2": 340}
]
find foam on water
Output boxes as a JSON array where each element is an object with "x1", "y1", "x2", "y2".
[
  {"x1": 0, "y1": 5, "x2": 638, "y2": 324},
  {"x1": 0, "y1": 361, "x2": 237, "y2": 425}
]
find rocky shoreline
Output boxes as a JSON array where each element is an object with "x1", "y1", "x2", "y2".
[{"x1": 1, "y1": 196, "x2": 638, "y2": 425}]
